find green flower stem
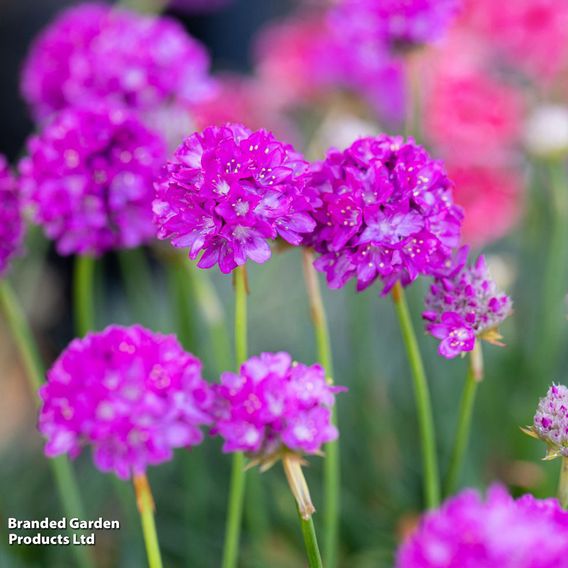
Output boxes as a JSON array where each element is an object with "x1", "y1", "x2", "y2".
[
  {"x1": 444, "y1": 344, "x2": 484, "y2": 497},
  {"x1": 392, "y1": 282, "x2": 440, "y2": 509},
  {"x1": 118, "y1": 248, "x2": 154, "y2": 327},
  {"x1": 221, "y1": 265, "x2": 248, "y2": 568},
  {"x1": 302, "y1": 248, "x2": 340, "y2": 568},
  {"x1": 134, "y1": 474, "x2": 163, "y2": 568},
  {"x1": 74, "y1": 254, "x2": 96, "y2": 336},
  {"x1": 558, "y1": 458, "x2": 568, "y2": 509},
  {"x1": 299, "y1": 514, "x2": 324, "y2": 568},
  {"x1": 0, "y1": 281, "x2": 94, "y2": 568}
]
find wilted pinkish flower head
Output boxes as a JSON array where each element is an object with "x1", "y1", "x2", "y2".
[
  {"x1": 39, "y1": 325, "x2": 212, "y2": 479},
  {"x1": 154, "y1": 123, "x2": 315, "y2": 273},
  {"x1": 306, "y1": 135, "x2": 463, "y2": 293},
  {"x1": 0, "y1": 156, "x2": 24, "y2": 277},
  {"x1": 526, "y1": 384, "x2": 568, "y2": 460},
  {"x1": 330, "y1": 0, "x2": 461, "y2": 52},
  {"x1": 423, "y1": 255, "x2": 512, "y2": 358},
  {"x1": 448, "y1": 165, "x2": 522, "y2": 248},
  {"x1": 397, "y1": 486, "x2": 568, "y2": 567},
  {"x1": 212, "y1": 352, "x2": 343, "y2": 457},
  {"x1": 20, "y1": 104, "x2": 166, "y2": 256},
  {"x1": 21, "y1": 3, "x2": 214, "y2": 120}
]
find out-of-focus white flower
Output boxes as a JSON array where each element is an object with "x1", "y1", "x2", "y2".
[{"x1": 525, "y1": 105, "x2": 568, "y2": 158}]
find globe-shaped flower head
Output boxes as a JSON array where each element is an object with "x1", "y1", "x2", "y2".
[
  {"x1": 397, "y1": 486, "x2": 568, "y2": 567},
  {"x1": 524, "y1": 384, "x2": 568, "y2": 460},
  {"x1": 330, "y1": 0, "x2": 461, "y2": 52},
  {"x1": 39, "y1": 325, "x2": 213, "y2": 479},
  {"x1": 21, "y1": 3, "x2": 214, "y2": 120},
  {"x1": 306, "y1": 135, "x2": 463, "y2": 293},
  {"x1": 0, "y1": 156, "x2": 24, "y2": 277},
  {"x1": 423, "y1": 255, "x2": 512, "y2": 358},
  {"x1": 20, "y1": 104, "x2": 167, "y2": 256},
  {"x1": 154, "y1": 123, "x2": 316, "y2": 273},
  {"x1": 212, "y1": 351, "x2": 344, "y2": 518}
]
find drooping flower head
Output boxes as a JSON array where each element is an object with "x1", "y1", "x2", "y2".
[
  {"x1": 423, "y1": 255, "x2": 512, "y2": 358},
  {"x1": 154, "y1": 123, "x2": 315, "y2": 273},
  {"x1": 0, "y1": 156, "x2": 24, "y2": 277},
  {"x1": 524, "y1": 384, "x2": 568, "y2": 460},
  {"x1": 39, "y1": 325, "x2": 212, "y2": 479},
  {"x1": 20, "y1": 104, "x2": 167, "y2": 256},
  {"x1": 21, "y1": 3, "x2": 214, "y2": 120},
  {"x1": 306, "y1": 135, "x2": 463, "y2": 293},
  {"x1": 330, "y1": 0, "x2": 461, "y2": 52},
  {"x1": 212, "y1": 352, "x2": 343, "y2": 458},
  {"x1": 397, "y1": 486, "x2": 568, "y2": 567}
]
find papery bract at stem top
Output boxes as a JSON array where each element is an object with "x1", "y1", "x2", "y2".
[{"x1": 39, "y1": 325, "x2": 213, "y2": 480}]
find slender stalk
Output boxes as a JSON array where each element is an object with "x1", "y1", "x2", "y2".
[
  {"x1": 558, "y1": 458, "x2": 568, "y2": 509},
  {"x1": 392, "y1": 282, "x2": 440, "y2": 508},
  {"x1": 299, "y1": 515, "x2": 324, "y2": 568},
  {"x1": 0, "y1": 281, "x2": 94, "y2": 568},
  {"x1": 74, "y1": 254, "x2": 96, "y2": 336},
  {"x1": 444, "y1": 344, "x2": 484, "y2": 497},
  {"x1": 118, "y1": 248, "x2": 154, "y2": 327},
  {"x1": 222, "y1": 265, "x2": 248, "y2": 568},
  {"x1": 302, "y1": 249, "x2": 340, "y2": 567},
  {"x1": 134, "y1": 474, "x2": 163, "y2": 568}
]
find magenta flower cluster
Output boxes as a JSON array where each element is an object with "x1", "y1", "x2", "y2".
[
  {"x1": 39, "y1": 325, "x2": 213, "y2": 480},
  {"x1": 423, "y1": 255, "x2": 512, "y2": 358},
  {"x1": 212, "y1": 352, "x2": 342, "y2": 456},
  {"x1": 21, "y1": 3, "x2": 214, "y2": 121},
  {"x1": 154, "y1": 123, "x2": 315, "y2": 273},
  {"x1": 305, "y1": 135, "x2": 463, "y2": 293},
  {"x1": 532, "y1": 384, "x2": 568, "y2": 457},
  {"x1": 397, "y1": 486, "x2": 568, "y2": 567},
  {"x1": 330, "y1": 0, "x2": 461, "y2": 51},
  {"x1": 0, "y1": 156, "x2": 23, "y2": 277},
  {"x1": 20, "y1": 105, "x2": 166, "y2": 256}
]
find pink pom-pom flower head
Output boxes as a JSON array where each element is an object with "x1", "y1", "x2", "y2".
[
  {"x1": 305, "y1": 135, "x2": 463, "y2": 294},
  {"x1": 397, "y1": 486, "x2": 568, "y2": 567},
  {"x1": 423, "y1": 255, "x2": 512, "y2": 358},
  {"x1": 0, "y1": 156, "x2": 24, "y2": 277},
  {"x1": 21, "y1": 3, "x2": 214, "y2": 121},
  {"x1": 212, "y1": 352, "x2": 344, "y2": 518},
  {"x1": 20, "y1": 104, "x2": 167, "y2": 256},
  {"x1": 154, "y1": 123, "x2": 316, "y2": 273},
  {"x1": 39, "y1": 325, "x2": 213, "y2": 480}
]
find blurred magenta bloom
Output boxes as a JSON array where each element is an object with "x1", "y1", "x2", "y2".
[
  {"x1": 466, "y1": 0, "x2": 568, "y2": 82},
  {"x1": 212, "y1": 352, "x2": 342, "y2": 456},
  {"x1": 447, "y1": 165, "x2": 522, "y2": 248},
  {"x1": 20, "y1": 104, "x2": 166, "y2": 256},
  {"x1": 423, "y1": 255, "x2": 512, "y2": 358},
  {"x1": 305, "y1": 135, "x2": 463, "y2": 293},
  {"x1": 21, "y1": 3, "x2": 214, "y2": 120},
  {"x1": 530, "y1": 384, "x2": 568, "y2": 459},
  {"x1": 330, "y1": 0, "x2": 461, "y2": 51},
  {"x1": 39, "y1": 325, "x2": 213, "y2": 479},
  {"x1": 397, "y1": 486, "x2": 568, "y2": 567},
  {"x1": 154, "y1": 123, "x2": 315, "y2": 273},
  {"x1": 0, "y1": 156, "x2": 23, "y2": 277},
  {"x1": 254, "y1": 12, "x2": 406, "y2": 126}
]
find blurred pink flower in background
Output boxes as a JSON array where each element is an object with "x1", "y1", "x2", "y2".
[
  {"x1": 464, "y1": 0, "x2": 568, "y2": 82},
  {"x1": 447, "y1": 165, "x2": 523, "y2": 248},
  {"x1": 0, "y1": 156, "x2": 23, "y2": 277}
]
